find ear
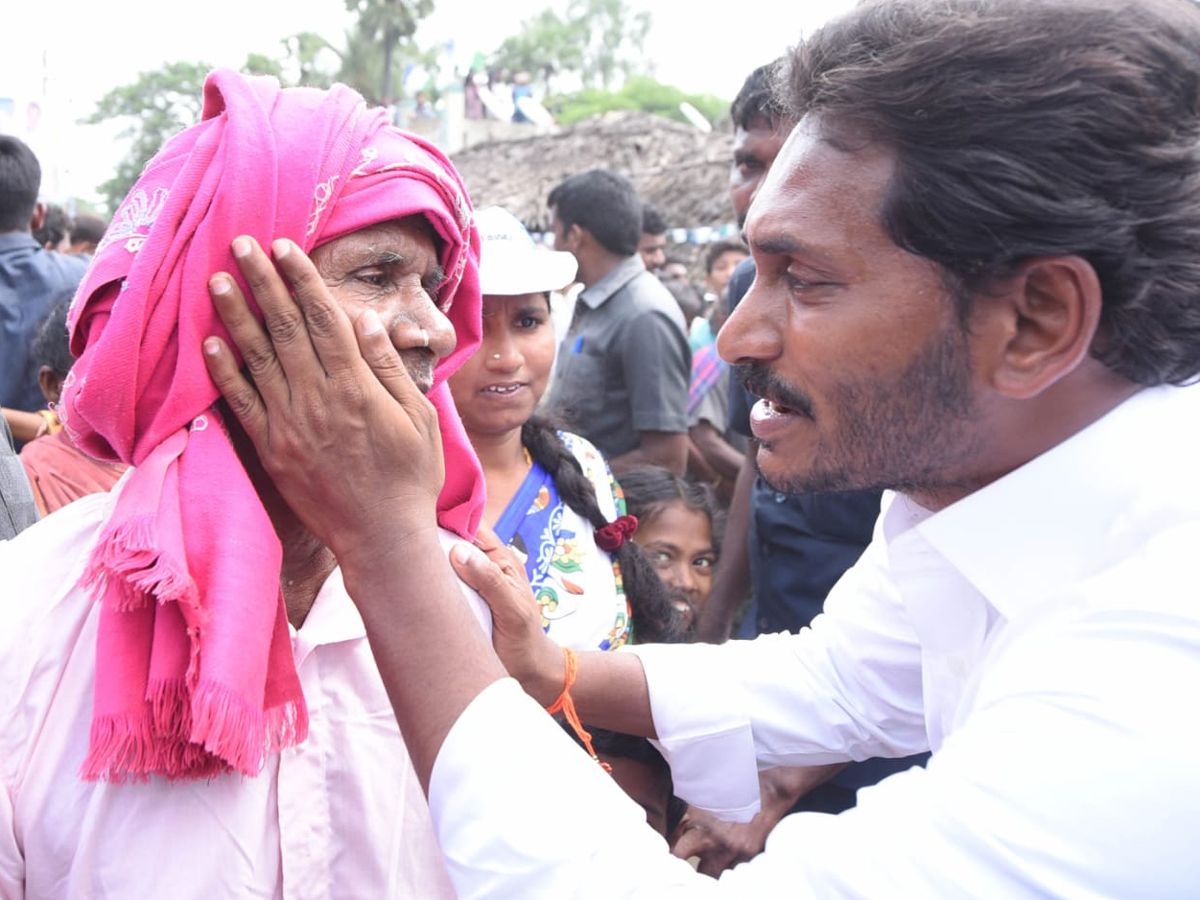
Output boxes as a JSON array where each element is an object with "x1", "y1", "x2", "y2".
[
  {"x1": 28, "y1": 202, "x2": 46, "y2": 234},
  {"x1": 564, "y1": 223, "x2": 586, "y2": 255},
  {"x1": 983, "y1": 255, "x2": 1103, "y2": 400},
  {"x1": 37, "y1": 366, "x2": 63, "y2": 405}
]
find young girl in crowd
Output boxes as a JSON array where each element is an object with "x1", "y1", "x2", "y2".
[
  {"x1": 448, "y1": 207, "x2": 682, "y2": 648},
  {"x1": 18, "y1": 301, "x2": 127, "y2": 514},
  {"x1": 618, "y1": 466, "x2": 721, "y2": 635}
]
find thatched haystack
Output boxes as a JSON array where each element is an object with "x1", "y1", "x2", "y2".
[{"x1": 450, "y1": 110, "x2": 736, "y2": 235}]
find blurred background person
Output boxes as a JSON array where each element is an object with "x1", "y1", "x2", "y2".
[
  {"x1": 0, "y1": 136, "x2": 88, "y2": 419},
  {"x1": 637, "y1": 203, "x2": 668, "y2": 274},
  {"x1": 18, "y1": 301, "x2": 127, "y2": 515},
  {"x1": 546, "y1": 169, "x2": 691, "y2": 475},
  {"x1": 449, "y1": 206, "x2": 682, "y2": 648}
]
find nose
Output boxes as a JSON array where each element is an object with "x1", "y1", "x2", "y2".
[
  {"x1": 482, "y1": 329, "x2": 521, "y2": 370},
  {"x1": 716, "y1": 269, "x2": 782, "y2": 367},
  {"x1": 393, "y1": 295, "x2": 457, "y2": 363},
  {"x1": 673, "y1": 561, "x2": 700, "y2": 600}
]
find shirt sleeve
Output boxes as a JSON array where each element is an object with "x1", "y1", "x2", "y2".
[
  {"x1": 619, "y1": 310, "x2": 691, "y2": 435},
  {"x1": 430, "y1": 591, "x2": 1200, "y2": 899},
  {"x1": 631, "y1": 533, "x2": 929, "y2": 817},
  {"x1": 429, "y1": 678, "x2": 722, "y2": 900}
]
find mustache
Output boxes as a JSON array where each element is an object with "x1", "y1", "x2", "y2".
[{"x1": 734, "y1": 363, "x2": 816, "y2": 418}]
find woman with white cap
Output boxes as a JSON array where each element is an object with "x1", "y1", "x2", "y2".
[{"x1": 449, "y1": 207, "x2": 682, "y2": 651}]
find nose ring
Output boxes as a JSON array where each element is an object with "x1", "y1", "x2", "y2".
[
  {"x1": 493, "y1": 353, "x2": 501, "y2": 360},
  {"x1": 419, "y1": 328, "x2": 430, "y2": 348}
]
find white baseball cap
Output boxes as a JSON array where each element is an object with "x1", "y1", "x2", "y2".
[{"x1": 476, "y1": 206, "x2": 578, "y2": 296}]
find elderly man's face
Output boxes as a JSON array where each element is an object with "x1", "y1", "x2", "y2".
[
  {"x1": 720, "y1": 116, "x2": 987, "y2": 509},
  {"x1": 309, "y1": 215, "x2": 455, "y2": 395}
]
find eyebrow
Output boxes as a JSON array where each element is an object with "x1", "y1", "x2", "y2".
[
  {"x1": 363, "y1": 250, "x2": 446, "y2": 290},
  {"x1": 749, "y1": 233, "x2": 839, "y2": 270}
]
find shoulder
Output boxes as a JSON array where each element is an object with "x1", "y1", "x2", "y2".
[{"x1": 557, "y1": 431, "x2": 608, "y2": 471}]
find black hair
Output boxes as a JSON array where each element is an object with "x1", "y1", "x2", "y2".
[
  {"x1": 0, "y1": 135, "x2": 41, "y2": 232},
  {"x1": 547, "y1": 169, "x2": 642, "y2": 257},
  {"x1": 704, "y1": 240, "x2": 748, "y2": 276},
  {"x1": 640, "y1": 203, "x2": 667, "y2": 236},
  {"x1": 619, "y1": 466, "x2": 723, "y2": 555},
  {"x1": 521, "y1": 415, "x2": 686, "y2": 644},
  {"x1": 30, "y1": 298, "x2": 74, "y2": 377},
  {"x1": 69, "y1": 213, "x2": 108, "y2": 247},
  {"x1": 731, "y1": 58, "x2": 787, "y2": 133},
  {"x1": 33, "y1": 204, "x2": 68, "y2": 250},
  {"x1": 786, "y1": 0, "x2": 1200, "y2": 386}
]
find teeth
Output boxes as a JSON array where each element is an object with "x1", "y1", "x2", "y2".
[{"x1": 485, "y1": 384, "x2": 520, "y2": 394}]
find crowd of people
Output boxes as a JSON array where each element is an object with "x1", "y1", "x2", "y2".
[{"x1": 1, "y1": 0, "x2": 1199, "y2": 896}]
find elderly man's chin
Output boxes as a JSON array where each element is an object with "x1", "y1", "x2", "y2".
[{"x1": 399, "y1": 354, "x2": 437, "y2": 396}]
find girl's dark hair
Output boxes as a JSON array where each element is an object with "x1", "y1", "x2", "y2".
[
  {"x1": 521, "y1": 414, "x2": 685, "y2": 644},
  {"x1": 617, "y1": 466, "x2": 723, "y2": 555},
  {"x1": 31, "y1": 298, "x2": 75, "y2": 377}
]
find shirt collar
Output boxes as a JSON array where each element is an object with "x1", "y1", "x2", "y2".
[
  {"x1": 578, "y1": 255, "x2": 646, "y2": 310},
  {"x1": 886, "y1": 384, "x2": 1200, "y2": 623},
  {"x1": 0, "y1": 232, "x2": 39, "y2": 253},
  {"x1": 291, "y1": 566, "x2": 366, "y2": 647}
]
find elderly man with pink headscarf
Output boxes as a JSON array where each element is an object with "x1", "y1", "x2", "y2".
[{"x1": 0, "y1": 70, "x2": 490, "y2": 898}]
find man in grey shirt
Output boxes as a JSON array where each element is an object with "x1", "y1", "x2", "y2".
[
  {"x1": 546, "y1": 170, "x2": 690, "y2": 474},
  {"x1": 0, "y1": 416, "x2": 37, "y2": 539}
]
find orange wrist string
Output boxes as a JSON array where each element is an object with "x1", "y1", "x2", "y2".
[{"x1": 545, "y1": 647, "x2": 612, "y2": 775}]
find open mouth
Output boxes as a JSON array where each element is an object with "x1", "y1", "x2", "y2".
[{"x1": 483, "y1": 383, "x2": 523, "y2": 395}]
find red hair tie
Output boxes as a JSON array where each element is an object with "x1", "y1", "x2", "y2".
[{"x1": 594, "y1": 514, "x2": 638, "y2": 552}]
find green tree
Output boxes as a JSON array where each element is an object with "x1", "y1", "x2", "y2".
[
  {"x1": 343, "y1": 0, "x2": 434, "y2": 103},
  {"x1": 550, "y1": 76, "x2": 726, "y2": 127},
  {"x1": 84, "y1": 61, "x2": 212, "y2": 214},
  {"x1": 493, "y1": 0, "x2": 652, "y2": 91}
]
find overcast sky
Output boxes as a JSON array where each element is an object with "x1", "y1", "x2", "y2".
[{"x1": 2, "y1": 0, "x2": 858, "y2": 205}]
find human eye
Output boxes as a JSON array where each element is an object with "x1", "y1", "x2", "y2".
[
  {"x1": 734, "y1": 154, "x2": 763, "y2": 176},
  {"x1": 693, "y1": 555, "x2": 716, "y2": 573},
  {"x1": 353, "y1": 267, "x2": 390, "y2": 288},
  {"x1": 516, "y1": 313, "x2": 546, "y2": 330},
  {"x1": 649, "y1": 549, "x2": 673, "y2": 568}
]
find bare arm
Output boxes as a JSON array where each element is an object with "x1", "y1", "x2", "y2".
[
  {"x1": 696, "y1": 444, "x2": 757, "y2": 643},
  {"x1": 609, "y1": 430, "x2": 688, "y2": 476},
  {"x1": 2, "y1": 408, "x2": 45, "y2": 444},
  {"x1": 689, "y1": 421, "x2": 744, "y2": 483}
]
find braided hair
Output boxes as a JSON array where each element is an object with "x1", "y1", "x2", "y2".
[{"x1": 521, "y1": 413, "x2": 686, "y2": 644}]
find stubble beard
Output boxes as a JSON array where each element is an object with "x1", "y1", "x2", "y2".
[{"x1": 751, "y1": 322, "x2": 985, "y2": 504}]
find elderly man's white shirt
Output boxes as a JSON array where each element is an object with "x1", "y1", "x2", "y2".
[
  {"x1": 430, "y1": 384, "x2": 1200, "y2": 898},
  {"x1": 0, "y1": 489, "x2": 489, "y2": 899}
]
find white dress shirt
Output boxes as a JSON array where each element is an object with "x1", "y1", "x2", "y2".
[
  {"x1": 430, "y1": 384, "x2": 1200, "y2": 898},
  {"x1": 0, "y1": 489, "x2": 490, "y2": 899}
]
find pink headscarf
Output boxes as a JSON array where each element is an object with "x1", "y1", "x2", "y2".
[{"x1": 61, "y1": 69, "x2": 484, "y2": 781}]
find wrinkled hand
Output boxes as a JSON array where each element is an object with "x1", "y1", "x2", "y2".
[
  {"x1": 670, "y1": 764, "x2": 845, "y2": 877},
  {"x1": 203, "y1": 236, "x2": 445, "y2": 563},
  {"x1": 449, "y1": 526, "x2": 566, "y2": 706},
  {"x1": 670, "y1": 805, "x2": 774, "y2": 878}
]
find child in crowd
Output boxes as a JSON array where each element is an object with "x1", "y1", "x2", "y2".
[
  {"x1": 618, "y1": 466, "x2": 721, "y2": 635},
  {"x1": 18, "y1": 301, "x2": 127, "y2": 514}
]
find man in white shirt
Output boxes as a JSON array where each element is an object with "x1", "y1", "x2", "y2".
[
  {"x1": 0, "y1": 71, "x2": 491, "y2": 899},
  {"x1": 202, "y1": 0, "x2": 1200, "y2": 896}
]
